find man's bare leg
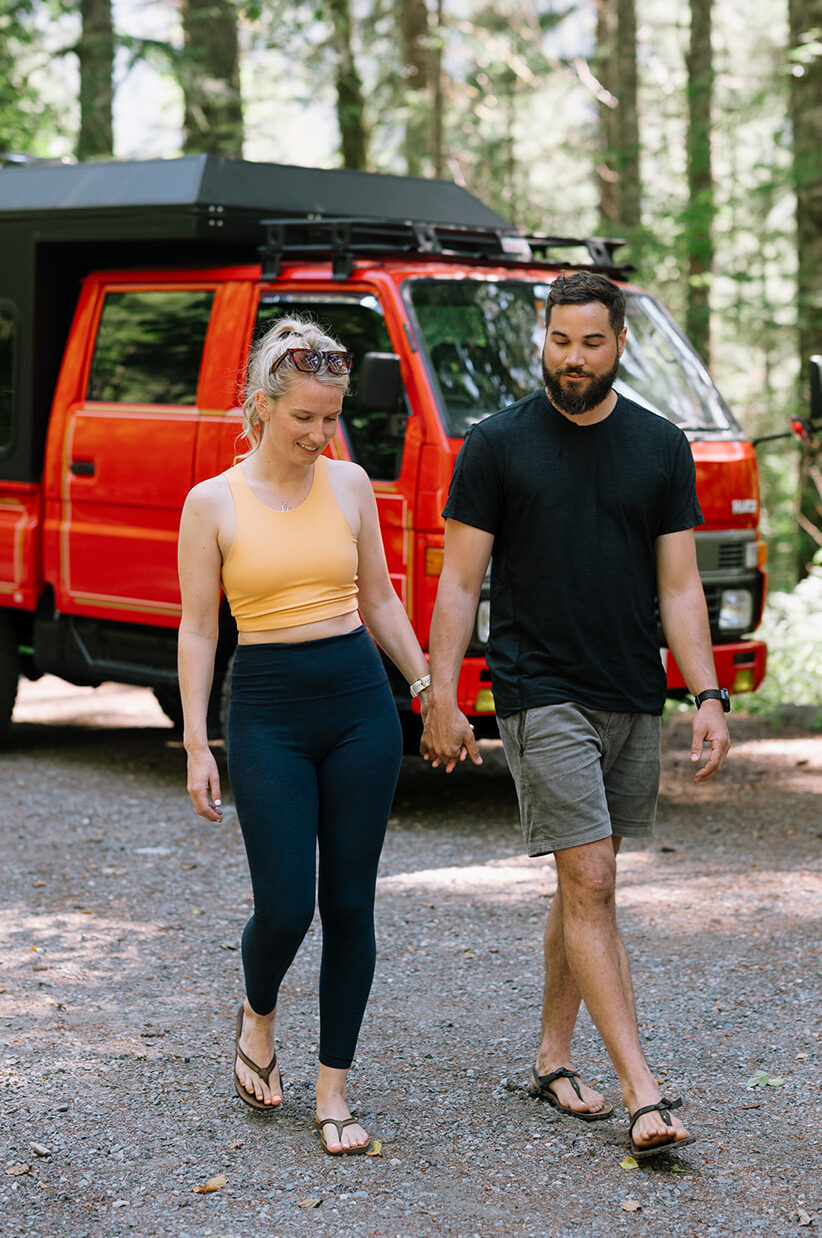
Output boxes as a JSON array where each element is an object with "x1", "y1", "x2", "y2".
[
  {"x1": 534, "y1": 885, "x2": 610, "y2": 1115},
  {"x1": 552, "y1": 836, "x2": 692, "y2": 1151}
]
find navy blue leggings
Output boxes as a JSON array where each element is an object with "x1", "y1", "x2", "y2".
[{"x1": 226, "y1": 626, "x2": 402, "y2": 1069}]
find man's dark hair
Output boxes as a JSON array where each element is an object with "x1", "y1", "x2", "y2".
[{"x1": 545, "y1": 271, "x2": 625, "y2": 334}]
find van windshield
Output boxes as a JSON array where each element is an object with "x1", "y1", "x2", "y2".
[{"x1": 405, "y1": 278, "x2": 741, "y2": 437}]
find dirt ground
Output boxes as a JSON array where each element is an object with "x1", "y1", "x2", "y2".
[{"x1": 1, "y1": 678, "x2": 820, "y2": 1238}]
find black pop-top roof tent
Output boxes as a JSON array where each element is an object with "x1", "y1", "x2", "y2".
[
  {"x1": 0, "y1": 154, "x2": 514, "y2": 236},
  {"x1": 0, "y1": 156, "x2": 516, "y2": 481}
]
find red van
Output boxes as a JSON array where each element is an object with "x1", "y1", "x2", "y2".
[{"x1": 0, "y1": 156, "x2": 767, "y2": 743}]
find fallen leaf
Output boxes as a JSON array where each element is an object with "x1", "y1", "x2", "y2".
[
  {"x1": 191, "y1": 907, "x2": 203, "y2": 916},
  {"x1": 182, "y1": 863, "x2": 198, "y2": 871},
  {"x1": 620, "y1": 1156, "x2": 639, "y2": 1170},
  {"x1": 219, "y1": 942, "x2": 238, "y2": 951},
  {"x1": 796, "y1": 1209, "x2": 813, "y2": 1226},
  {"x1": 30, "y1": 1144, "x2": 50, "y2": 1157},
  {"x1": 740, "y1": 1102, "x2": 761, "y2": 1110},
  {"x1": 797, "y1": 1053, "x2": 809, "y2": 1060},
  {"x1": 622, "y1": 1198, "x2": 641, "y2": 1212},
  {"x1": 193, "y1": 1173, "x2": 227, "y2": 1194},
  {"x1": 746, "y1": 1069, "x2": 783, "y2": 1088},
  {"x1": 365, "y1": 1140, "x2": 382, "y2": 1157},
  {"x1": 226, "y1": 1140, "x2": 245, "y2": 1150},
  {"x1": 32, "y1": 881, "x2": 46, "y2": 888},
  {"x1": 298, "y1": 1198, "x2": 322, "y2": 1209},
  {"x1": 5, "y1": 1164, "x2": 33, "y2": 1176},
  {"x1": 463, "y1": 949, "x2": 475, "y2": 960}
]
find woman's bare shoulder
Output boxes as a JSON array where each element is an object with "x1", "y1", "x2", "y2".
[{"x1": 183, "y1": 470, "x2": 235, "y2": 519}]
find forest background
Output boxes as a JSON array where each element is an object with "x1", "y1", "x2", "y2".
[{"x1": 1, "y1": 0, "x2": 821, "y2": 712}]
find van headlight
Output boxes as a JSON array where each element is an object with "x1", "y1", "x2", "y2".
[
  {"x1": 718, "y1": 589, "x2": 753, "y2": 631},
  {"x1": 475, "y1": 599, "x2": 490, "y2": 646}
]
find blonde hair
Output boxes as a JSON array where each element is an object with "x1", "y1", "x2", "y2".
[{"x1": 239, "y1": 315, "x2": 350, "y2": 455}]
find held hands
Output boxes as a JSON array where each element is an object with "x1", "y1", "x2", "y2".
[
  {"x1": 186, "y1": 745, "x2": 223, "y2": 821},
  {"x1": 690, "y1": 699, "x2": 731, "y2": 783},
  {"x1": 420, "y1": 696, "x2": 483, "y2": 774}
]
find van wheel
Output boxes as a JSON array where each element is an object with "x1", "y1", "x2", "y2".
[
  {"x1": 218, "y1": 651, "x2": 235, "y2": 747},
  {"x1": 153, "y1": 685, "x2": 184, "y2": 729},
  {"x1": 400, "y1": 710, "x2": 422, "y2": 755},
  {"x1": 0, "y1": 613, "x2": 20, "y2": 736},
  {"x1": 153, "y1": 670, "x2": 227, "y2": 740}
]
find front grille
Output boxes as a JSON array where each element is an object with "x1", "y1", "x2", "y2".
[{"x1": 717, "y1": 543, "x2": 746, "y2": 570}]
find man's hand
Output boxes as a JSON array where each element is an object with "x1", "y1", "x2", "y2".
[
  {"x1": 421, "y1": 697, "x2": 483, "y2": 773},
  {"x1": 690, "y1": 700, "x2": 731, "y2": 783}
]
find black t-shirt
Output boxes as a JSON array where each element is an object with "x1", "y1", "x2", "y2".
[{"x1": 442, "y1": 388, "x2": 703, "y2": 716}]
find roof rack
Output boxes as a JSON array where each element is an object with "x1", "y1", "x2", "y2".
[{"x1": 259, "y1": 217, "x2": 633, "y2": 280}]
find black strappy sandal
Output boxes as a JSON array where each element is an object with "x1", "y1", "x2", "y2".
[
  {"x1": 233, "y1": 1003, "x2": 282, "y2": 1111},
  {"x1": 628, "y1": 1096, "x2": 696, "y2": 1158},
  {"x1": 529, "y1": 1066, "x2": 614, "y2": 1121}
]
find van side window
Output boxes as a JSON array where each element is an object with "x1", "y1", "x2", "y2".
[
  {"x1": 87, "y1": 290, "x2": 214, "y2": 405},
  {"x1": 0, "y1": 303, "x2": 16, "y2": 453},
  {"x1": 255, "y1": 299, "x2": 406, "y2": 480}
]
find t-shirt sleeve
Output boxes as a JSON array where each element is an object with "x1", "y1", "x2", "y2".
[
  {"x1": 657, "y1": 431, "x2": 704, "y2": 535},
  {"x1": 441, "y1": 425, "x2": 502, "y2": 534}
]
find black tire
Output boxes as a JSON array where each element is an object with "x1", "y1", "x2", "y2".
[
  {"x1": 153, "y1": 685, "x2": 184, "y2": 729},
  {"x1": 154, "y1": 661, "x2": 230, "y2": 741},
  {"x1": 0, "y1": 612, "x2": 20, "y2": 737},
  {"x1": 400, "y1": 709, "x2": 423, "y2": 755}
]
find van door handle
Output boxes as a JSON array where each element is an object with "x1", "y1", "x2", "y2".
[{"x1": 70, "y1": 460, "x2": 96, "y2": 476}]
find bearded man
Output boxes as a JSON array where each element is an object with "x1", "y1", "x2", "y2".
[{"x1": 421, "y1": 270, "x2": 730, "y2": 1157}]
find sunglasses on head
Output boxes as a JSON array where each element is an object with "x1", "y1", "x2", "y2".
[{"x1": 270, "y1": 348, "x2": 353, "y2": 376}]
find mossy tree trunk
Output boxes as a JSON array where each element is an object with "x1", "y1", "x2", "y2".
[
  {"x1": 327, "y1": 0, "x2": 368, "y2": 169},
  {"x1": 77, "y1": 0, "x2": 114, "y2": 160},
  {"x1": 684, "y1": 0, "x2": 714, "y2": 364},
  {"x1": 788, "y1": 0, "x2": 822, "y2": 573},
  {"x1": 180, "y1": 0, "x2": 243, "y2": 157}
]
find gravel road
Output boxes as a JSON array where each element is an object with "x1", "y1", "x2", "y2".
[{"x1": 1, "y1": 679, "x2": 820, "y2": 1238}]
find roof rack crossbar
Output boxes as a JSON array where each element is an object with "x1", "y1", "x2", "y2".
[{"x1": 259, "y1": 217, "x2": 633, "y2": 280}]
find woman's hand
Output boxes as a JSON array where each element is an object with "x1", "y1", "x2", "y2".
[{"x1": 186, "y1": 745, "x2": 223, "y2": 821}]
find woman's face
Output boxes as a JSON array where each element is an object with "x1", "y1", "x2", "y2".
[{"x1": 256, "y1": 377, "x2": 343, "y2": 464}]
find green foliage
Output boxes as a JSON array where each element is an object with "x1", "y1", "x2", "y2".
[{"x1": 736, "y1": 554, "x2": 822, "y2": 724}]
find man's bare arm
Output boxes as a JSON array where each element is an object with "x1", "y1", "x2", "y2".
[
  {"x1": 423, "y1": 520, "x2": 494, "y2": 772},
  {"x1": 656, "y1": 529, "x2": 731, "y2": 782}
]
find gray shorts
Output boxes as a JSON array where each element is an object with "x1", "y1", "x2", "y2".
[{"x1": 497, "y1": 702, "x2": 661, "y2": 856}]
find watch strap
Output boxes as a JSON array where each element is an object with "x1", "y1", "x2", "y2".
[
  {"x1": 409, "y1": 674, "x2": 431, "y2": 699},
  {"x1": 694, "y1": 688, "x2": 730, "y2": 712}
]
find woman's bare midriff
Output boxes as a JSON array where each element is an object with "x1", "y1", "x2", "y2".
[{"x1": 237, "y1": 611, "x2": 362, "y2": 645}]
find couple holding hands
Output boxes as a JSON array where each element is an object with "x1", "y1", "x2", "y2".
[{"x1": 177, "y1": 273, "x2": 729, "y2": 1159}]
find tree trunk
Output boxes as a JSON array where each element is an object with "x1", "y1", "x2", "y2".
[
  {"x1": 684, "y1": 0, "x2": 714, "y2": 364},
  {"x1": 180, "y1": 0, "x2": 243, "y2": 157},
  {"x1": 327, "y1": 0, "x2": 368, "y2": 169},
  {"x1": 788, "y1": 0, "x2": 822, "y2": 573},
  {"x1": 431, "y1": 0, "x2": 444, "y2": 177},
  {"x1": 397, "y1": 0, "x2": 433, "y2": 176},
  {"x1": 615, "y1": 0, "x2": 641, "y2": 234},
  {"x1": 594, "y1": 0, "x2": 619, "y2": 228},
  {"x1": 77, "y1": 0, "x2": 114, "y2": 160}
]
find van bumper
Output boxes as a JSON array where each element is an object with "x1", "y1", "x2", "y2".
[
  {"x1": 455, "y1": 639, "x2": 768, "y2": 720},
  {"x1": 666, "y1": 639, "x2": 767, "y2": 696}
]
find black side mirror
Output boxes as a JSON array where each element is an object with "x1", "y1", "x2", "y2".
[{"x1": 356, "y1": 352, "x2": 402, "y2": 413}]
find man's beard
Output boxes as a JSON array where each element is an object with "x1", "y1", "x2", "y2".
[{"x1": 542, "y1": 354, "x2": 620, "y2": 416}]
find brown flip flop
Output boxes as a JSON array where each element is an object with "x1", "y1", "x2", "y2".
[
  {"x1": 233, "y1": 1003, "x2": 282, "y2": 1111},
  {"x1": 314, "y1": 1115, "x2": 369, "y2": 1156},
  {"x1": 529, "y1": 1066, "x2": 614, "y2": 1121}
]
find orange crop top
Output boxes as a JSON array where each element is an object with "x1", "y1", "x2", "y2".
[{"x1": 221, "y1": 456, "x2": 359, "y2": 632}]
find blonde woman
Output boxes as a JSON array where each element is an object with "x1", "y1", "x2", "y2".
[{"x1": 178, "y1": 316, "x2": 430, "y2": 1154}]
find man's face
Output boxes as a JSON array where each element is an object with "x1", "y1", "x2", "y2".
[{"x1": 541, "y1": 301, "x2": 627, "y2": 417}]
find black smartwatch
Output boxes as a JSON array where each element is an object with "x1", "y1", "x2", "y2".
[{"x1": 694, "y1": 688, "x2": 731, "y2": 712}]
